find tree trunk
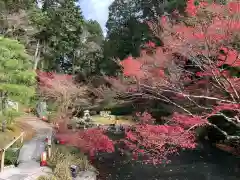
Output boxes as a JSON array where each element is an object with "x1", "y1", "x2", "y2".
[{"x1": 33, "y1": 40, "x2": 40, "y2": 70}]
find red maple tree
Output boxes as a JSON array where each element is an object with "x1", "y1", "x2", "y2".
[
  {"x1": 54, "y1": 128, "x2": 115, "y2": 156},
  {"x1": 104, "y1": 0, "x2": 240, "y2": 162},
  {"x1": 37, "y1": 70, "x2": 89, "y2": 116}
]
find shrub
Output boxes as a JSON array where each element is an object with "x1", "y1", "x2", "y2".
[
  {"x1": 5, "y1": 149, "x2": 19, "y2": 165},
  {"x1": 37, "y1": 175, "x2": 57, "y2": 180},
  {"x1": 5, "y1": 142, "x2": 22, "y2": 166},
  {"x1": 40, "y1": 144, "x2": 92, "y2": 180},
  {"x1": 4, "y1": 109, "x2": 22, "y2": 124},
  {"x1": 52, "y1": 160, "x2": 72, "y2": 180},
  {"x1": 47, "y1": 144, "x2": 91, "y2": 171}
]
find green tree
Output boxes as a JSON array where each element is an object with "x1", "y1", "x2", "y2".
[
  {"x1": 104, "y1": 0, "x2": 186, "y2": 70},
  {"x1": 0, "y1": 37, "x2": 36, "y2": 105},
  {"x1": 31, "y1": 0, "x2": 85, "y2": 72},
  {"x1": 73, "y1": 20, "x2": 104, "y2": 76},
  {"x1": 85, "y1": 20, "x2": 104, "y2": 45},
  {"x1": 0, "y1": 0, "x2": 38, "y2": 55}
]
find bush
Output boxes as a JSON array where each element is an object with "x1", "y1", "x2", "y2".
[
  {"x1": 37, "y1": 175, "x2": 57, "y2": 180},
  {"x1": 37, "y1": 160, "x2": 72, "y2": 180},
  {"x1": 5, "y1": 141, "x2": 22, "y2": 166},
  {"x1": 52, "y1": 160, "x2": 72, "y2": 180},
  {"x1": 47, "y1": 146, "x2": 66, "y2": 169},
  {"x1": 47, "y1": 144, "x2": 91, "y2": 171},
  {"x1": 39, "y1": 144, "x2": 93, "y2": 180},
  {"x1": 4, "y1": 109, "x2": 22, "y2": 124},
  {"x1": 5, "y1": 149, "x2": 19, "y2": 166}
]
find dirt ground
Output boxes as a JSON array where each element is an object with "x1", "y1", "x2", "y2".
[{"x1": 0, "y1": 115, "x2": 36, "y2": 148}]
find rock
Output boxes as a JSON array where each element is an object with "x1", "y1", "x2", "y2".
[{"x1": 90, "y1": 111, "x2": 97, "y2": 115}]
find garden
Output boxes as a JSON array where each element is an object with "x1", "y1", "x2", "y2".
[{"x1": 0, "y1": 0, "x2": 240, "y2": 179}]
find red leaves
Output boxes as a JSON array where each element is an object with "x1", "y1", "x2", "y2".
[
  {"x1": 36, "y1": 70, "x2": 86, "y2": 113},
  {"x1": 185, "y1": 0, "x2": 240, "y2": 17},
  {"x1": 158, "y1": 69, "x2": 165, "y2": 77},
  {"x1": 37, "y1": 70, "x2": 75, "y2": 96},
  {"x1": 120, "y1": 112, "x2": 202, "y2": 164},
  {"x1": 120, "y1": 56, "x2": 144, "y2": 78},
  {"x1": 218, "y1": 48, "x2": 240, "y2": 67},
  {"x1": 211, "y1": 103, "x2": 240, "y2": 115},
  {"x1": 160, "y1": 16, "x2": 168, "y2": 25},
  {"x1": 126, "y1": 131, "x2": 137, "y2": 142},
  {"x1": 56, "y1": 128, "x2": 114, "y2": 157},
  {"x1": 37, "y1": 70, "x2": 73, "y2": 87},
  {"x1": 146, "y1": 41, "x2": 156, "y2": 48},
  {"x1": 228, "y1": 2, "x2": 240, "y2": 14},
  {"x1": 171, "y1": 113, "x2": 208, "y2": 128},
  {"x1": 195, "y1": 69, "x2": 229, "y2": 77},
  {"x1": 76, "y1": 129, "x2": 115, "y2": 155},
  {"x1": 185, "y1": 0, "x2": 197, "y2": 16},
  {"x1": 185, "y1": 0, "x2": 209, "y2": 16},
  {"x1": 122, "y1": 123, "x2": 197, "y2": 164},
  {"x1": 135, "y1": 111, "x2": 155, "y2": 124},
  {"x1": 120, "y1": 48, "x2": 168, "y2": 82}
]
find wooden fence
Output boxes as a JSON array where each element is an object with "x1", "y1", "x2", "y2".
[{"x1": 0, "y1": 132, "x2": 24, "y2": 172}]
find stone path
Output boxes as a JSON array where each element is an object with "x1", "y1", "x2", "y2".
[{"x1": 0, "y1": 116, "x2": 52, "y2": 180}]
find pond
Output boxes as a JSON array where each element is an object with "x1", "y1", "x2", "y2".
[{"x1": 93, "y1": 141, "x2": 240, "y2": 180}]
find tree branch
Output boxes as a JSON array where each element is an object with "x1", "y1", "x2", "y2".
[
  {"x1": 214, "y1": 113, "x2": 240, "y2": 128},
  {"x1": 207, "y1": 122, "x2": 240, "y2": 140}
]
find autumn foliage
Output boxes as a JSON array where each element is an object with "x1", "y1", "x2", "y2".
[
  {"x1": 37, "y1": 70, "x2": 89, "y2": 115},
  {"x1": 108, "y1": 0, "x2": 240, "y2": 162},
  {"x1": 39, "y1": 0, "x2": 240, "y2": 164},
  {"x1": 55, "y1": 128, "x2": 115, "y2": 156}
]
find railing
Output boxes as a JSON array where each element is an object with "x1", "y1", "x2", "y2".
[{"x1": 0, "y1": 132, "x2": 24, "y2": 172}]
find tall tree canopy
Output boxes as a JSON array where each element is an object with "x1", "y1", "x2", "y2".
[
  {"x1": 102, "y1": 0, "x2": 186, "y2": 75},
  {"x1": 0, "y1": 37, "x2": 36, "y2": 104},
  {"x1": 72, "y1": 20, "x2": 104, "y2": 76},
  {"x1": 31, "y1": 0, "x2": 85, "y2": 72}
]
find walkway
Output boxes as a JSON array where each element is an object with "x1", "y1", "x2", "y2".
[{"x1": 0, "y1": 116, "x2": 52, "y2": 180}]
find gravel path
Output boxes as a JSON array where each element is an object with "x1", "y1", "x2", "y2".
[{"x1": 0, "y1": 116, "x2": 52, "y2": 180}]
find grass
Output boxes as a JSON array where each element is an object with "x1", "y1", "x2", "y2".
[
  {"x1": 0, "y1": 118, "x2": 35, "y2": 148},
  {"x1": 0, "y1": 120, "x2": 35, "y2": 166},
  {"x1": 91, "y1": 115, "x2": 135, "y2": 125},
  {"x1": 47, "y1": 144, "x2": 92, "y2": 171},
  {"x1": 0, "y1": 110, "x2": 36, "y2": 167},
  {"x1": 37, "y1": 175, "x2": 57, "y2": 180},
  {"x1": 38, "y1": 144, "x2": 94, "y2": 180},
  {"x1": 0, "y1": 125, "x2": 22, "y2": 149}
]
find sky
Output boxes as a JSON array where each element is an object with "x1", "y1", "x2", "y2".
[{"x1": 79, "y1": 0, "x2": 114, "y2": 36}]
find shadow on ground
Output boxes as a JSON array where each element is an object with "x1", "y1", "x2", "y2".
[{"x1": 95, "y1": 142, "x2": 240, "y2": 180}]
